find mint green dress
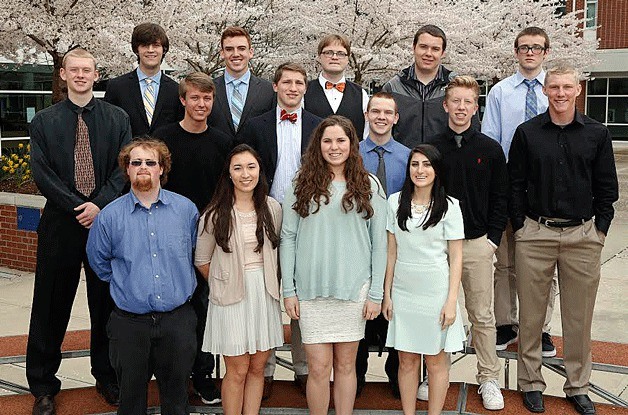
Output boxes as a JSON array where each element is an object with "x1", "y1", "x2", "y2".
[{"x1": 385, "y1": 192, "x2": 466, "y2": 355}]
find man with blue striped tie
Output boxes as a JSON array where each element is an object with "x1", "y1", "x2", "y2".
[{"x1": 482, "y1": 27, "x2": 557, "y2": 363}]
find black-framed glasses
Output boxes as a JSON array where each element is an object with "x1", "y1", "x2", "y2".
[
  {"x1": 321, "y1": 50, "x2": 348, "y2": 58},
  {"x1": 516, "y1": 45, "x2": 546, "y2": 55},
  {"x1": 129, "y1": 159, "x2": 159, "y2": 167}
]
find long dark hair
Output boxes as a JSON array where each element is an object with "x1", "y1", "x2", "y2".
[
  {"x1": 201, "y1": 144, "x2": 279, "y2": 253},
  {"x1": 293, "y1": 115, "x2": 374, "y2": 219},
  {"x1": 397, "y1": 144, "x2": 450, "y2": 231}
]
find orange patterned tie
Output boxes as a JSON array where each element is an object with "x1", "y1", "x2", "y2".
[{"x1": 325, "y1": 81, "x2": 346, "y2": 93}]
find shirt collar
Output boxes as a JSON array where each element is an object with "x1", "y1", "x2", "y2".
[
  {"x1": 66, "y1": 96, "x2": 96, "y2": 114},
  {"x1": 540, "y1": 109, "x2": 585, "y2": 127},
  {"x1": 409, "y1": 64, "x2": 445, "y2": 85},
  {"x1": 447, "y1": 126, "x2": 474, "y2": 143},
  {"x1": 225, "y1": 69, "x2": 251, "y2": 86},
  {"x1": 319, "y1": 73, "x2": 346, "y2": 88},
  {"x1": 128, "y1": 187, "x2": 168, "y2": 212},
  {"x1": 363, "y1": 136, "x2": 396, "y2": 152},
  {"x1": 515, "y1": 69, "x2": 545, "y2": 87},
  {"x1": 137, "y1": 67, "x2": 162, "y2": 85}
]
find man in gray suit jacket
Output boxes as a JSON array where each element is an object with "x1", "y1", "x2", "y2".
[{"x1": 207, "y1": 26, "x2": 275, "y2": 143}]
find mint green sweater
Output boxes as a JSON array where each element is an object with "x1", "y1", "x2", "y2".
[{"x1": 280, "y1": 177, "x2": 388, "y2": 302}]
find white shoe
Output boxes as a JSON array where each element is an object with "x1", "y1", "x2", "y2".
[
  {"x1": 416, "y1": 377, "x2": 429, "y2": 401},
  {"x1": 478, "y1": 380, "x2": 504, "y2": 410}
]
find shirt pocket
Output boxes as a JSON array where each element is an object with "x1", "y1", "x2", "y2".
[{"x1": 167, "y1": 233, "x2": 191, "y2": 258}]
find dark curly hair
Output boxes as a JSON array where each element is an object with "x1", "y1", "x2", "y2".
[{"x1": 292, "y1": 115, "x2": 374, "y2": 219}]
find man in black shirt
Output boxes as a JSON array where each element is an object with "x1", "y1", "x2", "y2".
[
  {"x1": 509, "y1": 63, "x2": 618, "y2": 415},
  {"x1": 429, "y1": 76, "x2": 508, "y2": 411},
  {"x1": 28, "y1": 48, "x2": 131, "y2": 415},
  {"x1": 153, "y1": 72, "x2": 232, "y2": 405}
]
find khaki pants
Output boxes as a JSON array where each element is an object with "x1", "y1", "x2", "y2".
[
  {"x1": 494, "y1": 221, "x2": 557, "y2": 331},
  {"x1": 265, "y1": 319, "x2": 308, "y2": 377},
  {"x1": 462, "y1": 235, "x2": 501, "y2": 384},
  {"x1": 515, "y1": 218, "x2": 603, "y2": 395}
]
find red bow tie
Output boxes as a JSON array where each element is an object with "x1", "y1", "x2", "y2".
[
  {"x1": 280, "y1": 109, "x2": 298, "y2": 123},
  {"x1": 325, "y1": 81, "x2": 346, "y2": 93}
]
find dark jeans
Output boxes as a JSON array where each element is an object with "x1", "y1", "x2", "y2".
[
  {"x1": 108, "y1": 303, "x2": 197, "y2": 415},
  {"x1": 190, "y1": 269, "x2": 215, "y2": 384},
  {"x1": 26, "y1": 207, "x2": 116, "y2": 397},
  {"x1": 356, "y1": 314, "x2": 399, "y2": 383}
]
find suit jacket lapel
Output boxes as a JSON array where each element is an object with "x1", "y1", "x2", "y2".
[
  {"x1": 240, "y1": 75, "x2": 259, "y2": 129},
  {"x1": 152, "y1": 75, "x2": 170, "y2": 128},
  {"x1": 216, "y1": 77, "x2": 236, "y2": 135},
  {"x1": 129, "y1": 71, "x2": 149, "y2": 128},
  {"x1": 268, "y1": 112, "x2": 279, "y2": 170},
  {"x1": 301, "y1": 112, "x2": 314, "y2": 153}
]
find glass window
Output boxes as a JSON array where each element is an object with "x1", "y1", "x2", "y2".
[
  {"x1": 609, "y1": 78, "x2": 628, "y2": 95},
  {"x1": 0, "y1": 64, "x2": 53, "y2": 91},
  {"x1": 585, "y1": 0, "x2": 597, "y2": 29},
  {"x1": 608, "y1": 125, "x2": 628, "y2": 140},
  {"x1": 0, "y1": 94, "x2": 52, "y2": 138},
  {"x1": 587, "y1": 97, "x2": 606, "y2": 123},
  {"x1": 608, "y1": 98, "x2": 628, "y2": 124},
  {"x1": 587, "y1": 78, "x2": 606, "y2": 95}
]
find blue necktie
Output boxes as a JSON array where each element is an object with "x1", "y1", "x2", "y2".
[
  {"x1": 231, "y1": 81, "x2": 244, "y2": 130},
  {"x1": 524, "y1": 79, "x2": 538, "y2": 121}
]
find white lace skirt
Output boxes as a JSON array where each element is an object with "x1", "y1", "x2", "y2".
[
  {"x1": 298, "y1": 281, "x2": 370, "y2": 344},
  {"x1": 202, "y1": 267, "x2": 284, "y2": 356}
]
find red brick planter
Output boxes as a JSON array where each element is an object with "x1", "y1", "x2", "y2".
[{"x1": 0, "y1": 192, "x2": 45, "y2": 272}]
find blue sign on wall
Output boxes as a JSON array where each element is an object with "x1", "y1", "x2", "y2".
[{"x1": 17, "y1": 207, "x2": 40, "y2": 231}]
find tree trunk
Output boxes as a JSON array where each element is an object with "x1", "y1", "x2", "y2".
[{"x1": 50, "y1": 52, "x2": 67, "y2": 104}]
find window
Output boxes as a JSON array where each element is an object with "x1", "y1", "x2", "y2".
[
  {"x1": 586, "y1": 77, "x2": 628, "y2": 140},
  {"x1": 585, "y1": 0, "x2": 598, "y2": 29}
]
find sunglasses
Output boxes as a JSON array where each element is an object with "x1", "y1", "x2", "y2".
[{"x1": 129, "y1": 160, "x2": 159, "y2": 167}]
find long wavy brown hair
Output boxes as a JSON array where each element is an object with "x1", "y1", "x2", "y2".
[
  {"x1": 201, "y1": 144, "x2": 279, "y2": 253},
  {"x1": 292, "y1": 115, "x2": 374, "y2": 219}
]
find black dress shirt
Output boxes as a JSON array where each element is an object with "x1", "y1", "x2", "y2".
[
  {"x1": 429, "y1": 127, "x2": 509, "y2": 245},
  {"x1": 30, "y1": 98, "x2": 132, "y2": 214},
  {"x1": 508, "y1": 110, "x2": 618, "y2": 234}
]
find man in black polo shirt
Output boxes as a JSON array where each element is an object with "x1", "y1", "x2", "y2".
[
  {"x1": 304, "y1": 33, "x2": 369, "y2": 138},
  {"x1": 509, "y1": 63, "x2": 618, "y2": 415},
  {"x1": 429, "y1": 75, "x2": 508, "y2": 411}
]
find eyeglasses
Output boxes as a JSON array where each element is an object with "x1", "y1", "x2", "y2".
[
  {"x1": 321, "y1": 50, "x2": 348, "y2": 58},
  {"x1": 129, "y1": 159, "x2": 159, "y2": 167},
  {"x1": 516, "y1": 45, "x2": 546, "y2": 55}
]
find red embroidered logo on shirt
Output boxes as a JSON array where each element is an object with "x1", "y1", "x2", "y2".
[{"x1": 477, "y1": 158, "x2": 482, "y2": 164}]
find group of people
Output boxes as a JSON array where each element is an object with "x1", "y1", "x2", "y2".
[{"x1": 25, "y1": 20, "x2": 618, "y2": 415}]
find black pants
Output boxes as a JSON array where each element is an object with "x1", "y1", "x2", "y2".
[
  {"x1": 356, "y1": 314, "x2": 399, "y2": 383},
  {"x1": 26, "y1": 207, "x2": 116, "y2": 397},
  {"x1": 190, "y1": 269, "x2": 215, "y2": 384},
  {"x1": 108, "y1": 303, "x2": 197, "y2": 415}
]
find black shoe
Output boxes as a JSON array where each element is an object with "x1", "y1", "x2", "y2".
[
  {"x1": 496, "y1": 324, "x2": 518, "y2": 351},
  {"x1": 32, "y1": 395, "x2": 55, "y2": 415},
  {"x1": 262, "y1": 376, "x2": 273, "y2": 401},
  {"x1": 294, "y1": 374, "x2": 308, "y2": 396},
  {"x1": 541, "y1": 332, "x2": 557, "y2": 357},
  {"x1": 356, "y1": 376, "x2": 366, "y2": 398},
  {"x1": 389, "y1": 380, "x2": 400, "y2": 400},
  {"x1": 194, "y1": 378, "x2": 221, "y2": 405},
  {"x1": 567, "y1": 394, "x2": 596, "y2": 415},
  {"x1": 522, "y1": 390, "x2": 545, "y2": 413},
  {"x1": 96, "y1": 382, "x2": 120, "y2": 406}
]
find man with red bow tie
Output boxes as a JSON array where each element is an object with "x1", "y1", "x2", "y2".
[
  {"x1": 304, "y1": 34, "x2": 369, "y2": 139},
  {"x1": 241, "y1": 62, "x2": 321, "y2": 398}
]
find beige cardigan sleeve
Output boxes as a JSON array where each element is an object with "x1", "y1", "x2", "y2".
[{"x1": 194, "y1": 212, "x2": 216, "y2": 266}]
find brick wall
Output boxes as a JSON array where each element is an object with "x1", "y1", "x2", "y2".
[
  {"x1": 0, "y1": 202, "x2": 40, "y2": 273},
  {"x1": 569, "y1": 0, "x2": 628, "y2": 49}
]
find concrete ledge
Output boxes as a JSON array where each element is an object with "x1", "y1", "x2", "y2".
[{"x1": 0, "y1": 192, "x2": 45, "y2": 209}]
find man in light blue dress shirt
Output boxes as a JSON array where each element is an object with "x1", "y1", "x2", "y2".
[
  {"x1": 482, "y1": 27, "x2": 557, "y2": 358},
  {"x1": 357, "y1": 91, "x2": 410, "y2": 398},
  {"x1": 87, "y1": 138, "x2": 199, "y2": 415}
]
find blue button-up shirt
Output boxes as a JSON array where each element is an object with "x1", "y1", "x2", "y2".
[
  {"x1": 225, "y1": 69, "x2": 251, "y2": 111},
  {"x1": 359, "y1": 136, "x2": 410, "y2": 197},
  {"x1": 136, "y1": 67, "x2": 162, "y2": 102},
  {"x1": 481, "y1": 70, "x2": 547, "y2": 160},
  {"x1": 87, "y1": 188, "x2": 198, "y2": 314}
]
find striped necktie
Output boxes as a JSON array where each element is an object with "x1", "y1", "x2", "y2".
[
  {"x1": 523, "y1": 79, "x2": 538, "y2": 121},
  {"x1": 143, "y1": 78, "x2": 156, "y2": 125},
  {"x1": 231, "y1": 81, "x2": 244, "y2": 130}
]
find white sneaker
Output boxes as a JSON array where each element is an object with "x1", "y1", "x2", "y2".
[
  {"x1": 416, "y1": 377, "x2": 429, "y2": 401},
  {"x1": 478, "y1": 380, "x2": 504, "y2": 410}
]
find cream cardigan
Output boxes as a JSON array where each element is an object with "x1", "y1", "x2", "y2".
[{"x1": 195, "y1": 197, "x2": 282, "y2": 306}]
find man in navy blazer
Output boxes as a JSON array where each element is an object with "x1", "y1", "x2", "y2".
[
  {"x1": 104, "y1": 23, "x2": 183, "y2": 137},
  {"x1": 241, "y1": 63, "x2": 321, "y2": 398},
  {"x1": 207, "y1": 26, "x2": 275, "y2": 142}
]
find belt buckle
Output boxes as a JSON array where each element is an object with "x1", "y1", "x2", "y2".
[{"x1": 542, "y1": 218, "x2": 554, "y2": 227}]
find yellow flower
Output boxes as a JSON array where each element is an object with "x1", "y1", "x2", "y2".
[
  {"x1": 25, "y1": 155, "x2": 30, "y2": 159},
  {"x1": 26, "y1": 169, "x2": 31, "y2": 174},
  {"x1": 18, "y1": 143, "x2": 24, "y2": 149},
  {"x1": 27, "y1": 144, "x2": 31, "y2": 150},
  {"x1": 18, "y1": 158, "x2": 23, "y2": 163},
  {"x1": 7, "y1": 160, "x2": 13, "y2": 167},
  {"x1": 2, "y1": 166, "x2": 8, "y2": 171},
  {"x1": 22, "y1": 162, "x2": 28, "y2": 167},
  {"x1": 11, "y1": 154, "x2": 18, "y2": 160},
  {"x1": 9, "y1": 168, "x2": 15, "y2": 174}
]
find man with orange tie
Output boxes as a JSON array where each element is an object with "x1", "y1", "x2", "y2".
[{"x1": 304, "y1": 34, "x2": 369, "y2": 139}]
